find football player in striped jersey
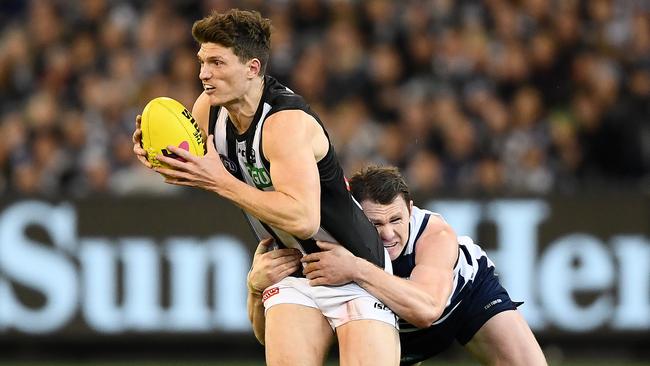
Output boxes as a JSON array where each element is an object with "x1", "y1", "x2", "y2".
[{"x1": 249, "y1": 166, "x2": 547, "y2": 366}]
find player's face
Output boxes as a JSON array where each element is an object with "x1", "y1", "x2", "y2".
[
  {"x1": 197, "y1": 42, "x2": 253, "y2": 106},
  {"x1": 361, "y1": 196, "x2": 412, "y2": 261}
]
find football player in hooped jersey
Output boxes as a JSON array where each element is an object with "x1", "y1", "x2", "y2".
[
  {"x1": 132, "y1": 9, "x2": 399, "y2": 366},
  {"x1": 248, "y1": 166, "x2": 547, "y2": 366}
]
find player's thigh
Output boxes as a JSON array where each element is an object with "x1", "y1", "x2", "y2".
[
  {"x1": 337, "y1": 319, "x2": 400, "y2": 366},
  {"x1": 265, "y1": 303, "x2": 334, "y2": 366},
  {"x1": 464, "y1": 310, "x2": 547, "y2": 366}
]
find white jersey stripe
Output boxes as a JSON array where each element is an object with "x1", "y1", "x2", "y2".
[{"x1": 399, "y1": 206, "x2": 493, "y2": 326}]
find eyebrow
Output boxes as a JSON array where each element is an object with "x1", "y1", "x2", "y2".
[{"x1": 197, "y1": 55, "x2": 224, "y2": 62}]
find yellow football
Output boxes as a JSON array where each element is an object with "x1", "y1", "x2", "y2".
[{"x1": 140, "y1": 97, "x2": 206, "y2": 168}]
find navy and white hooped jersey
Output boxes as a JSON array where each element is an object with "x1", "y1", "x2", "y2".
[
  {"x1": 391, "y1": 206, "x2": 494, "y2": 332},
  {"x1": 207, "y1": 75, "x2": 385, "y2": 268}
]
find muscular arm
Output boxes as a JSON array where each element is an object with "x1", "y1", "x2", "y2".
[
  {"x1": 304, "y1": 218, "x2": 458, "y2": 328},
  {"x1": 247, "y1": 289, "x2": 266, "y2": 344},
  {"x1": 191, "y1": 92, "x2": 211, "y2": 134},
  {"x1": 164, "y1": 97, "x2": 327, "y2": 239},
  {"x1": 219, "y1": 110, "x2": 325, "y2": 238},
  {"x1": 245, "y1": 238, "x2": 302, "y2": 345}
]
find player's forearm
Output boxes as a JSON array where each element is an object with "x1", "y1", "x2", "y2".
[
  {"x1": 214, "y1": 178, "x2": 318, "y2": 239},
  {"x1": 247, "y1": 291, "x2": 266, "y2": 345},
  {"x1": 354, "y1": 258, "x2": 443, "y2": 328}
]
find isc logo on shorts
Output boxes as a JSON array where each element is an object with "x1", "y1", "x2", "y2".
[
  {"x1": 374, "y1": 302, "x2": 390, "y2": 311},
  {"x1": 262, "y1": 287, "x2": 279, "y2": 302}
]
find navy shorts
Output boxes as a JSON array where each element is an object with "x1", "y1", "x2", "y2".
[{"x1": 399, "y1": 265, "x2": 522, "y2": 366}]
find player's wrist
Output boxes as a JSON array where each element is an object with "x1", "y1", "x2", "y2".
[
  {"x1": 246, "y1": 273, "x2": 263, "y2": 296},
  {"x1": 248, "y1": 283, "x2": 262, "y2": 297},
  {"x1": 352, "y1": 257, "x2": 370, "y2": 283}
]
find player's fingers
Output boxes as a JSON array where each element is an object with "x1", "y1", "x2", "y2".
[
  {"x1": 315, "y1": 241, "x2": 338, "y2": 250},
  {"x1": 271, "y1": 248, "x2": 302, "y2": 259},
  {"x1": 163, "y1": 178, "x2": 193, "y2": 187},
  {"x1": 272, "y1": 253, "x2": 301, "y2": 266},
  {"x1": 279, "y1": 260, "x2": 299, "y2": 273},
  {"x1": 156, "y1": 155, "x2": 189, "y2": 170},
  {"x1": 302, "y1": 262, "x2": 320, "y2": 275},
  {"x1": 133, "y1": 145, "x2": 147, "y2": 156},
  {"x1": 308, "y1": 277, "x2": 328, "y2": 287},
  {"x1": 132, "y1": 146, "x2": 152, "y2": 167},
  {"x1": 206, "y1": 135, "x2": 217, "y2": 154},
  {"x1": 155, "y1": 166, "x2": 190, "y2": 180},
  {"x1": 301, "y1": 253, "x2": 320, "y2": 263},
  {"x1": 260, "y1": 238, "x2": 274, "y2": 247},
  {"x1": 132, "y1": 129, "x2": 142, "y2": 144},
  {"x1": 255, "y1": 238, "x2": 274, "y2": 255},
  {"x1": 136, "y1": 155, "x2": 152, "y2": 169},
  {"x1": 166, "y1": 144, "x2": 197, "y2": 162},
  {"x1": 304, "y1": 269, "x2": 322, "y2": 280},
  {"x1": 273, "y1": 248, "x2": 302, "y2": 259},
  {"x1": 135, "y1": 115, "x2": 142, "y2": 127},
  {"x1": 278, "y1": 263, "x2": 300, "y2": 278}
]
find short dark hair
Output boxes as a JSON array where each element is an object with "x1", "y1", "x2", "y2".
[
  {"x1": 349, "y1": 166, "x2": 411, "y2": 205},
  {"x1": 191, "y1": 9, "x2": 271, "y2": 74}
]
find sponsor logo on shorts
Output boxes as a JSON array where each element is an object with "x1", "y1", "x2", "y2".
[
  {"x1": 374, "y1": 302, "x2": 390, "y2": 311},
  {"x1": 484, "y1": 298, "x2": 502, "y2": 310},
  {"x1": 262, "y1": 287, "x2": 279, "y2": 302}
]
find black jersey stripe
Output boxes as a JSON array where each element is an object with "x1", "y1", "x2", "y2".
[
  {"x1": 212, "y1": 75, "x2": 385, "y2": 267},
  {"x1": 208, "y1": 106, "x2": 220, "y2": 136}
]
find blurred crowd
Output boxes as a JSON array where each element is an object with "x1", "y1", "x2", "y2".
[{"x1": 0, "y1": 0, "x2": 648, "y2": 198}]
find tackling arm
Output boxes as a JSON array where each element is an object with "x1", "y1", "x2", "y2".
[
  {"x1": 355, "y1": 221, "x2": 457, "y2": 327},
  {"x1": 245, "y1": 238, "x2": 302, "y2": 345},
  {"x1": 304, "y1": 218, "x2": 458, "y2": 328},
  {"x1": 247, "y1": 287, "x2": 266, "y2": 344}
]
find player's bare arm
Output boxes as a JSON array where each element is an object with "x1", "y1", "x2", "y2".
[
  {"x1": 246, "y1": 238, "x2": 302, "y2": 344},
  {"x1": 303, "y1": 218, "x2": 458, "y2": 328},
  {"x1": 155, "y1": 110, "x2": 327, "y2": 239},
  {"x1": 191, "y1": 91, "x2": 211, "y2": 135}
]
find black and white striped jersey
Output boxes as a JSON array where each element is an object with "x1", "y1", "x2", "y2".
[
  {"x1": 392, "y1": 206, "x2": 495, "y2": 331},
  {"x1": 207, "y1": 75, "x2": 385, "y2": 268}
]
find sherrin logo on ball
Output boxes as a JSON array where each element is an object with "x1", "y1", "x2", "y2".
[{"x1": 140, "y1": 97, "x2": 206, "y2": 168}]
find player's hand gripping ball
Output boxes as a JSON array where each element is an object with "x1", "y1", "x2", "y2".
[{"x1": 140, "y1": 97, "x2": 206, "y2": 168}]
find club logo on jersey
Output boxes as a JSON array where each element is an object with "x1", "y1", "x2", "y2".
[
  {"x1": 262, "y1": 287, "x2": 279, "y2": 302},
  {"x1": 237, "y1": 145, "x2": 256, "y2": 164},
  {"x1": 245, "y1": 162, "x2": 272, "y2": 189},
  {"x1": 219, "y1": 154, "x2": 239, "y2": 174}
]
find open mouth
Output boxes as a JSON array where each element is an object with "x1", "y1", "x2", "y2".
[
  {"x1": 203, "y1": 85, "x2": 216, "y2": 93},
  {"x1": 383, "y1": 242, "x2": 398, "y2": 249}
]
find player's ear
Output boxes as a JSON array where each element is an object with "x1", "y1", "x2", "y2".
[{"x1": 248, "y1": 58, "x2": 261, "y2": 78}]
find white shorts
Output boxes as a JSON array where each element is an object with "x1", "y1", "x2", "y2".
[{"x1": 262, "y1": 250, "x2": 397, "y2": 330}]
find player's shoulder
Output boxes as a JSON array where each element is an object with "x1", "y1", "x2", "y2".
[
  {"x1": 192, "y1": 92, "x2": 212, "y2": 131},
  {"x1": 264, "y1": 75, "x2": 309, "y2": 112},
  {"x1": 192, "y1": 92, "x2": 211, "y2": 112},
  {"x1": 263, "y1": 109, "x2": 316, "y2": 142},
  {"x1": 413, "y1": 207, "x2": 456, "y2": 248},
  {"x1": 412, "y1": 206, "x2": 448, "y2": 228}
]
